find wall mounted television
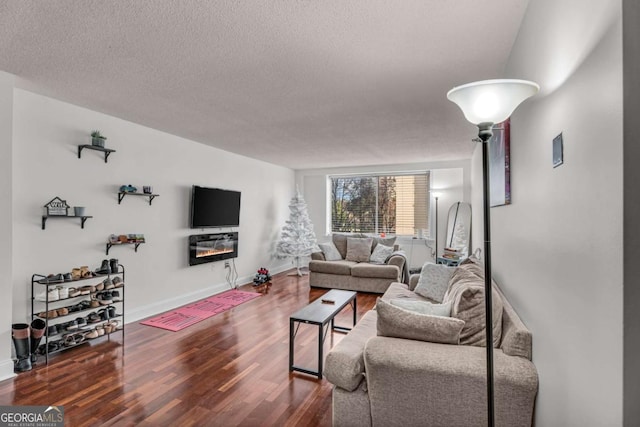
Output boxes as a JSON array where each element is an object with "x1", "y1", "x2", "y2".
[{"x1": 190, "y1": 186, "x2": 241, "y2": 228}]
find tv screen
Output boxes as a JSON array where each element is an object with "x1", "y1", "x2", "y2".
[{"x1": 190, "y1": 186, "x2": 241, "y2": 228}]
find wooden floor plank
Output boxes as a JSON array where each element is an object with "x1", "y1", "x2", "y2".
[{"x1": 0, "y1": 271, "x2": 378, "y2": 426}]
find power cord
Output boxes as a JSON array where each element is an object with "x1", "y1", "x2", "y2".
[{"x1": 224, "y1": 259, "x2": 239, "y2": 289}]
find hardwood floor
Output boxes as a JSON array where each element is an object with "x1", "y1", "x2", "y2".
[{"x1": 0, "y1": 271, "x2": 378, "y2": 426}]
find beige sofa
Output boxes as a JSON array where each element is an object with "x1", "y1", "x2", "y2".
[
  {"x1": 309, "y1": 234, "x2": 406, "y2": 294},
  {"x1": 324, "y1": 258, "x2": 538, "y2": 427}
]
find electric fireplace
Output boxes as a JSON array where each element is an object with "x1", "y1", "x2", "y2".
[{"x1": 189, "y1": 232, "x2": 238, "y2": 266}]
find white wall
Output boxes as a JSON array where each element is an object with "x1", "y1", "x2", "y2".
[
  {"x1": 0, "y1": 72, "x2": 16, "y2": 379},
  {"x1": 471, "y1": 0, "x2": 623, "y2": 425},
  {"x1": 296, "y1": 160, "x2": 470, "y2": 269},
  {"x1": 10, "y1": 89, "x2": 295, "y2": 343}
]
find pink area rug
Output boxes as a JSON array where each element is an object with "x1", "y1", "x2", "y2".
[{"x1": 140, "y1": 289, "x2": 261, "y2": 332}]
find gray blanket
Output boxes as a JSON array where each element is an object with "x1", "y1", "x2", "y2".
[{"x1": 385, "y1": 250, "x2": 410, "y2": 284}]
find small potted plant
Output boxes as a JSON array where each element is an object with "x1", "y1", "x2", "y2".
[{"x1": 91, "y1": 130, "x2": 107, "y2": 148}]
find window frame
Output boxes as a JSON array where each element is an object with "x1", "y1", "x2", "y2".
[{"x1": 327, "y1": 171, "x2": 431, "y2": 237}]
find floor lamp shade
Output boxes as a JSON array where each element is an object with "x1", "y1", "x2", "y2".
[
  {"x1": 447, "y1": 79, "x2": 539, "y2": 125},
  {"x1": 447, "y1": 78, "x2": 538, "y2": 427}
]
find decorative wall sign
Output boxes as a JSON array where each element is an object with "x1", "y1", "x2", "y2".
[
  {"x1": 488, "y1": 119, "x2": 511, "y2": 207},
  {"x1": 553, "y1": 133, "x2": 564, "y2": 168},
  {"x1": 44, "y1": 197, "x2": 70, "y2": 216}
]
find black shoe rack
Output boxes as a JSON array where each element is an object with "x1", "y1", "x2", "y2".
[{"x1": 30, "y1": 265, "x2": 126, "y2": 365}]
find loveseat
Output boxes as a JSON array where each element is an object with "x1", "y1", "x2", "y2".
[
  {"x1": 324, "y1": 258, "x2": 538, "y2": 427},
  {"x1": 309, "y1": 234, "x2": 406, "y2": 294}
]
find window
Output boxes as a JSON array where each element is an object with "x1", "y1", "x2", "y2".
[{"x1": 330, "y1": 172, "x2": 430, "y2": 236}]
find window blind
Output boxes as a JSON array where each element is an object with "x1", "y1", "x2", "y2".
[{"x1": 330, "y1": 172, "x2": 430, "y2": 236}]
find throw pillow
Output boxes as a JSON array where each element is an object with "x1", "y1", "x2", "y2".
[
  {"x1": 376, "y1": 299, "x2": 464, "y2": 345},
  {"x1": 332, "y1": 233, "x2": 363, "y2": 259},
  {"x1": 390, "y1": 299, "x2": 452, "y2": 317},
  {"x1": 369, "y1": 244, "x2": 394, "y2": 264},
  {"x1": 345, "y1": 237, "x2": 373, "y2": 262},
  {"x1": 414, "y1": 262, "x2": 455, "y2": 303},
  {"x1": 319, "y1": 242, "x2": 343, "y2": 261},
  {"x1": 368, "y1": 235, "x2": 397, "y2": 250},
  {"x1": 443, "y1": 267, "x2": 503, "y2": 348}
]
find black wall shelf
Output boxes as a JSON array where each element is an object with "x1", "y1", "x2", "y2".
[
  {"x1": 118, "y1": 192, "x2": 159, "y2": 205},
  {"x1": 106, "y1": 241, "x2": 144, "y2": 255},
  {"x1": 42, "y1": 215, "x2": 92, "y2": 230},
  {"x1": 78, "y1": 145, "x2": 116, "y2": 163}
]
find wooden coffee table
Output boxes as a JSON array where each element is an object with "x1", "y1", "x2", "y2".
[{"x1": 289, "y1": 289, "x2": 357, "y2": 379}]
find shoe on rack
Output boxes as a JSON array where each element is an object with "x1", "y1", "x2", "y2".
[
  {"x1": 79, "y1": 286, "x2": 94, "y2": 295},
  {"x1": 38, "y1": 274, "x2": 64, "y2": 284},
  {"x1": 56, "y1": 307, "x2": 69, "y2": 317},
  {"x1": 112, "y1": 277, "x2": 124, "y2": 288},
  {"x1": 71, "y1": 268, "x2": 81, "y2": 281},
  {"x1": 98, "y1": 309, "x2": 109, "y2": 321},
  {"x1": 57, "y1": 286, "x2": 69, "y2": 299},
  {"x1": 62, "y1": 273, "x2": 72, "y2": 282},
  {"x1": 95, "y1": 281, "x2": 105, "y2": 292},
  {"x1": 95, "y1": 260, "x2": 111, "y2": 275},
  {"x1": 35, "y1": 287, "x2": 59, "y2": 302},
  {"x1": 84, "y1": 329, "x2": 98, "y2": 340},
  {"x1": 111, "y1": 290, "x2": 121, "y2": 302},
  {"x1": 46, "y1": 325, "x2": 58, "y2": 336},
  {"x1": 38, "y1": 309, "x2": 58, "y2": 319},
  {"x1": 109, "y1": 259, "x2": 119, "y2": 274},
  {"x1": 96, "y1": 291, "x2": 113, "y2": 305},
  {"x1": 103, "y1": 278, "x2": 115, "y2": 290},
  {"x1": 87, "y1": 312, "x2": 101, "y2": 324},
  {"x1": 64, "y1": 320, "x2": 78, "y2": 331},
  {"x1": 96, "y1": 325, "x2": 105, "y2": 336},
  {"x1": 106, "y1": 306, "x2": 117, "y2": 318},
  {"x1": 76, "y1": 317, "x2": 87, "y2": 327},
  {"x1": 68, "y1": 288, "x2": 81, "y2": 298}
]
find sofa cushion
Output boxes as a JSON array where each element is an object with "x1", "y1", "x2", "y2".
[
  {"x1": 351, "y1": 263, "x2": 399, "y2": 280},
  {"x1": 346, "y1": 237, "x2": 373, "y2": 262},
  {"x1": 376, "y1": 299, "x2": 465, "y2": 344},
  {"x1": 324, "y1": 310, "x2": 378, "y2": 391},
  {"x1": 390, "y1": 299, "x2": 452, "y2": 317},
  {"x1": 369, "y1": 244, "x2": 394, "y2": 264},
  {"x1": 318, "y1": 242, "x2": 342, "y2": 261},
  {"x1": 332, "y1": 233, "x2": 363, "y2": 259},
  {"x1": 414, "y1": 262, "x2": 456, "y2": 303},
  {"x1": 308, "y1": 260, "x2": 357, "y2": 275},
  {"x1": 444, "y1": 266, "x2": 503, "y2": 348},
  {"x1": 381, "y1": 282, "x2": 431, "y2": 302}
]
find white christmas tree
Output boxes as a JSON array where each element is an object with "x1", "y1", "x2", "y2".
[{"x1": 276, "y1": 191, "x2": 319, "y2": 276}]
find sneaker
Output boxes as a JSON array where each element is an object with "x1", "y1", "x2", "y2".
[
  {"x1": 112, "y1": 277, "x2": 124, "y2": 288},
  {"x1": 84, "y1": 329, "x2": 98, "y2": 340},
  {"x1": 57, "y1": 286, "x2": 69, "y2": 299},
  {"x1": 68, "y1": 288, "x2": 81, "y2": 298},
  {"x1": 96, "y1": 291, "x2": 113, "y2": 305},
  {"x1": 38, "y1": 274, "x2": 64, "y2": 284},
  {"x1": 111, "y1": 290, "x2": 121, "y2": 302},
  {"x1": 56, "y1": 307, "x2": 69, "y2": 316},
  {"x1": 35, "y1": 288, "x2": 59, "y2": 302},
  {"x1": 64, "y1": 320, "x2": 78, "y2": 331},
  {"x1": 76, "y1": 317, "x2": 87, "y2": 327},
  {"x1": 62, "y1": 273, "x2": 72, "y2": 282},
  {"x1": 103, "y1": 278, "x2": 114, "y2": 290}
]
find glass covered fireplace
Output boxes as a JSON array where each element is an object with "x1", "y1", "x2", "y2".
[{"x1": 189, "y1": 232, "x2": 238, "y2": 266}]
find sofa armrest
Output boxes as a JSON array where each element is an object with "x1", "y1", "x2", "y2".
[
  {"x1": 311, "y1": 251, "x2": 326, "y2": 261},
  {"x1": 408, "y1": 274, "x2": 420, "y2": 291},
  {"x1": 386, "y1": 254, "x2": 405, "y2": 270},
  {"x1": 364, "y1": 337, "x2": 538, "y2": 427}
]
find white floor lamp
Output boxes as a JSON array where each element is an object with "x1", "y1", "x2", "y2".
[{"x1": 447, "y1": 79, "x2": 539, "y2": 427}]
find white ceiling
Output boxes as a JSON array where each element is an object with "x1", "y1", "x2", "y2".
[{"x1": 0, "y1": 0, "x2": 529, "y2": 170}]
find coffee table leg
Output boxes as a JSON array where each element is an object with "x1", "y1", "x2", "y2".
[
  {"x1": 317, "y1": 323, "x2": 323, "y2": 379},
  {"x1": 353, "y1": 297, "x2": 357, "y2": 327},
  {"x1": 289, "y1": 319, "x2": 294, "y2": 372}
]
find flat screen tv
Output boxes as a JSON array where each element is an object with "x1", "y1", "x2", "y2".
[{"x1": 190, "y1": 186, "x2": 241, "y2": 228}]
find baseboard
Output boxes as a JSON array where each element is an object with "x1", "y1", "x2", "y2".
[
  {"x1": 0, "y1": 359, "x2": 16, "y2": 382},
  {"x1": 127, "y1": 261, "x2": 294, "y2": 324},
  {"x1": 126, "y1": 282, "x2": 230, "y2": 323}
]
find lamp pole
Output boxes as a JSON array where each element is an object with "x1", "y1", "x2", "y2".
[
  {"x1": 479, "y1": 123, "x2": 495, "y2": 426},
  {"x1": 434, "y1": 196, "x2": 439, "y2": 262}
]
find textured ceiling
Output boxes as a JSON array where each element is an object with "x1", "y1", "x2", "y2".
[{"x1": 0, "y1": 0, "x2": 529, "y2": 169}]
